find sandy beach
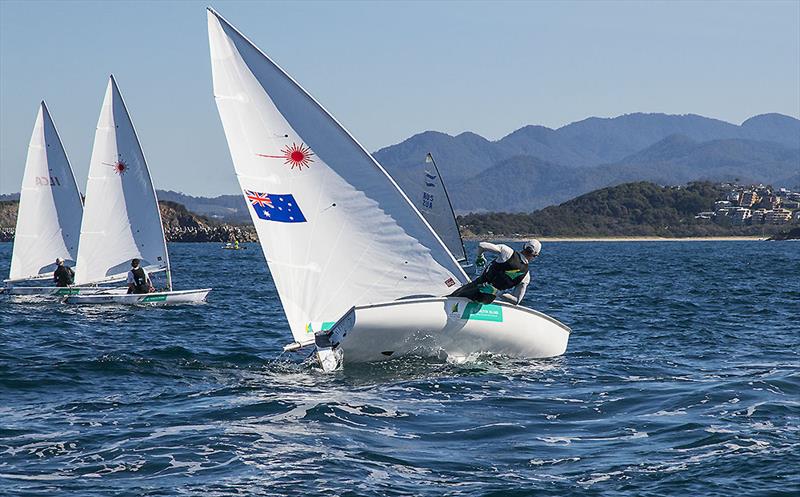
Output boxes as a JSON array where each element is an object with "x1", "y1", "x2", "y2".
[{"x1": 464, "y1": 236, "x2": 768, "y2": 242}]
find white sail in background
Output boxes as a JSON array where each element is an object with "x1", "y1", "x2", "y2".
[
  {"x1": 385, "y1": 153, "x2": 467, "y2": 262},
  {"x1": 74, "y1": 76, "x2": 169, "y2": 286},
  {"x1": 207, "y1": 8, "x2": 468, "y2": 344},
  {"x1": 9, "y1": 102, "x2": 83, "y2": 282}
]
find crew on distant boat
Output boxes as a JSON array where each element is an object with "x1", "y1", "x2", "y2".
[
  {"x1": 450, "y1": 240, "x2": 541, "y2": 304},
  {"x1": 53, "y1": 258, "x2": 75, "y2": 287},
  {"x1": 127, "y1": 258, "x2": 154, "y2": 294}
]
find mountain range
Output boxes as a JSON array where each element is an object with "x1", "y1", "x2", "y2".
[
  {"x1": 376, "y1": 112, "x2": 800, "y2": 212},
  {"x1": 2, "y1": 112, "x2": 798, "y2": 217}
]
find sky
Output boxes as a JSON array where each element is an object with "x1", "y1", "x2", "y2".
[{"x1": 1, "y1": 0, "x2": 798, "y2": 196}]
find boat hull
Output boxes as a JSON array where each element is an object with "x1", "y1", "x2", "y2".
[
  {"x1": 322, "y1": 297, "x2": 570, "y2": 365},
  {"x1": 64, "y1": 288, "x2": 212, "y2": 305},
  {"x1": 0, "y1": 286, "x2": 117, "y2": 296}
]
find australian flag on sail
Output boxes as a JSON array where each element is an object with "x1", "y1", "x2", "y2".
[{"x1": 244, "y1": 190, "x2": 307, "y2": 223}]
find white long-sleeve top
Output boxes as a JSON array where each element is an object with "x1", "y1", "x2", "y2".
[{"x1": 476, "y1": 242, "x2": 531, "y2": 305}]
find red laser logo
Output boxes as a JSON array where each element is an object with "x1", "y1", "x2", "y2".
[
  {"x1": 103, "y1": 159, "x2": 128, "y2": 175},
  {"x1": 258, "y1": 142, "x2": 315, "y2": 170}
]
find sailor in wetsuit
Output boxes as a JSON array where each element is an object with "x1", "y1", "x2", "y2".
[
  {"x1": 450, "y1": 239, "x2": 541, "y2": 305},
  {"x1": 127, "y1": 258, "x2": 153, "y2": 294},
  {"x1": 53, "y1": 257, "x2": 74, "y2": 287}
]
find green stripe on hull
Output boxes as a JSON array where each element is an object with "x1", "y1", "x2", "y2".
[
  {"x1": 140, "y1": 295, "x2": 167, "y2": 303},
  {"x1": 461, "y1": 302, "x2": 504, "y2": 322},
  {"x1": 55, "y1": 288, "x2": 82, "y2": 296}
]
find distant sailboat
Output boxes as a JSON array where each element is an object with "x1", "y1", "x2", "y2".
[
  {"x1": 385, "y1": 152, "x2": 474, "y2": 274},
  {"x1": 65, "y1": 76, "x2": 211, "y2": 305},
  {"x1": 2, "y1": 102, "x2": 88, "y2": 296},
  {"x1": 207, "y1": 8, "x2": 569, "y2": 369}
]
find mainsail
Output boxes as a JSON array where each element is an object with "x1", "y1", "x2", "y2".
[
  {"x1": 8, "y1": 102, "x2": 83, "y2": 282},
  {"x1": 207, "y1": 8, "x2": 468, "y2": 344},
  {"x1": 385, "y1": 153, "x2": 467, "y2": 262},
  {"x1": 74, "y1": 76, "x2": 170, "y2": 286}
]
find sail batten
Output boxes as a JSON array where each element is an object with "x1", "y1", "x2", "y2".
[
  {"x1": 208, "y1": 8, "x2": 468, "y2": 343},
  {"x1": 9, "y1": 102, "x2": 83, "y2": 281},
  {"x1": 74, "y1": 77, "x2": 169, "y2": 286}
]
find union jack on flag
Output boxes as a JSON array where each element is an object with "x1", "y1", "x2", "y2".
[{"x1": 246, "y1": 190, "x2": 273, "y2": 209}]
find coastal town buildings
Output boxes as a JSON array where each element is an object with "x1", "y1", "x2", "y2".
[
  {"x1": 765, "y1": 209, "x2": 793, "y2": 225},
  {"x1": 740, "y1": 190, "x2": 759, "y2": 207},
  {"x1": 698, "y1": 184, "x2": 800, "y2": 226}
]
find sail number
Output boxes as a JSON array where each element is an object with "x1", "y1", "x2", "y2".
[{"x1": 35, "y1": 176, "x2": 62, "y2": 187}]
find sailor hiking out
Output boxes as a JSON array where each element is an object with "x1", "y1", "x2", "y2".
[
  {"x1": 450, "y1": 240, "x2": 541, "y2": 305},
  {"x1": 53, "y1": 258, "x2": 74, "y2": 287},
  {"x1": 127, "y1": 258, "x2": 154, "y2": 294}
]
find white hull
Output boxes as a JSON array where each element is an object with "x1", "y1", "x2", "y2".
[
  {"x1": 1, "y1": 286, "x2": 119, "y2": 296},
  {"x1": 317, "y1": 297, "x2": 570, "y2": 366},
  {"x1": 64, "y1": 288, "x2": 211, "y2": 305}
]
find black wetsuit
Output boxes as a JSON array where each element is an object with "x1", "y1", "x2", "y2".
[
  {"x1": 53, "y1": 266, "x2": 74, "y2": 287},
  {"x1": 129, "y1": 267, "x2": 150, "y2": 294},
  {"x1": 450, "y1": 251, "x2": 529, "y2": 304}
]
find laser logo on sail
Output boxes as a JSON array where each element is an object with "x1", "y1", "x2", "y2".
[
  {"x1": 257, "y1": 142, "x2": 315, "y2": 170},
  {"x1": 102, "y1": 158, "x2": 128, "y2": 175}
]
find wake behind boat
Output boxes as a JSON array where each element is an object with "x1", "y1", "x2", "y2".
[
  {"x1": 64, "y1": 76, "x2": 210, "y2": 306},
  {"x1": 207, "y1": 8, "x2": 569, "y2": 369}
]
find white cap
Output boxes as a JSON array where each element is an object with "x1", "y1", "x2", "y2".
[
  {"x1": 522, "y1": 239, "x2": 541, "y2": 256},
  {"x1": 55, "y1": 257, "x2": 64, "y2": 264}
]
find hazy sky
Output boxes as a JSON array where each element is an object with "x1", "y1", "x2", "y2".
[{"x1": 1, "y1": 0, "x2": 798, "y2": 196}]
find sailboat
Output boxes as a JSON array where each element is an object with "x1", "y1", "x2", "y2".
[
  {"x1": 1, "y1": 102, "x2": 92, "y2": 296},
  {"x1": 385, "y1": 152, "x2": 474, "y2": 275},
  {"x1": 207, "y1": 8, "x2": 569, "y2": 369},
  {"x1": 64, "y1": 76, "x2": 211, "y2": 305}
]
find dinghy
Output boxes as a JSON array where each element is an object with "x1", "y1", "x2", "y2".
[
  {"x1": 207, "y1": 8, "x2": 569, "y2": 369},
  {"x1": 1, "y1": 102, "x2": 98, "y2": 297},
  {"x1": 64, "y1": 76, "x2": 211, "y2": 305}
]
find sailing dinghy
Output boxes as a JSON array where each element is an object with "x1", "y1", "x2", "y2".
[
  {"x1": 64, "y1": 76, "x2": 211, "y2": 305},
  {"x1": 207, "y1": 8, "x2": 569, "y2": 369},
  {"x1": 1, "y1": 102, "x2": 96, "y2": 297}
]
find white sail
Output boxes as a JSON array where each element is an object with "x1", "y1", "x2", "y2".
[
  {"x1": 8, "y1": 102, "x2": 83, "y2": 282},
  {"x1": 74, "y1": 76, "x2": 170, "y2": 286},
  {"x1": 207, "y1": 8, "x2": 468, "y2": 344},
  {"x1": 385, "y1": 153, "x2": 467, "y2": 262}
]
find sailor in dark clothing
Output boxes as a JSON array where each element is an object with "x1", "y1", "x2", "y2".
[
  {"x1": 127, "y1": 258, "x2": 153, "y2": 294},
  {"x1": 53, "y1": 257, "x2": 74, "y2": 287},
  {"x1": 450, "y1": 240, "x2": 541, "y2": 305}
]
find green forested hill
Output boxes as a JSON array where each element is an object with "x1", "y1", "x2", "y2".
[{"x1": 459, "y1": 182, "x2": 785, "y2": 237}]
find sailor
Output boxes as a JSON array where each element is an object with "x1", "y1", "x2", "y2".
[
  {"x1": 53, "y1": 258, "x2": 74, "y2": 287},
  {"x1": 127, "y1": 258, "x2": 153, "y2": 294},
  {"x1": 450, "y1": 240, "x2": 541, "y2": 305}
]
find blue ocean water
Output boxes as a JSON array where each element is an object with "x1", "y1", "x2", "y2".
[{"x1": 1, "y1": 240, "x2": 798, "y2": 496}]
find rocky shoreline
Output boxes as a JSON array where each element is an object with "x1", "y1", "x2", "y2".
[
  {"x1": 0, "y1": 200, "x2": 258, "y2": 243},
  {"x1": 767, "y1": 227, "x2": 800, "y2": 241}
]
